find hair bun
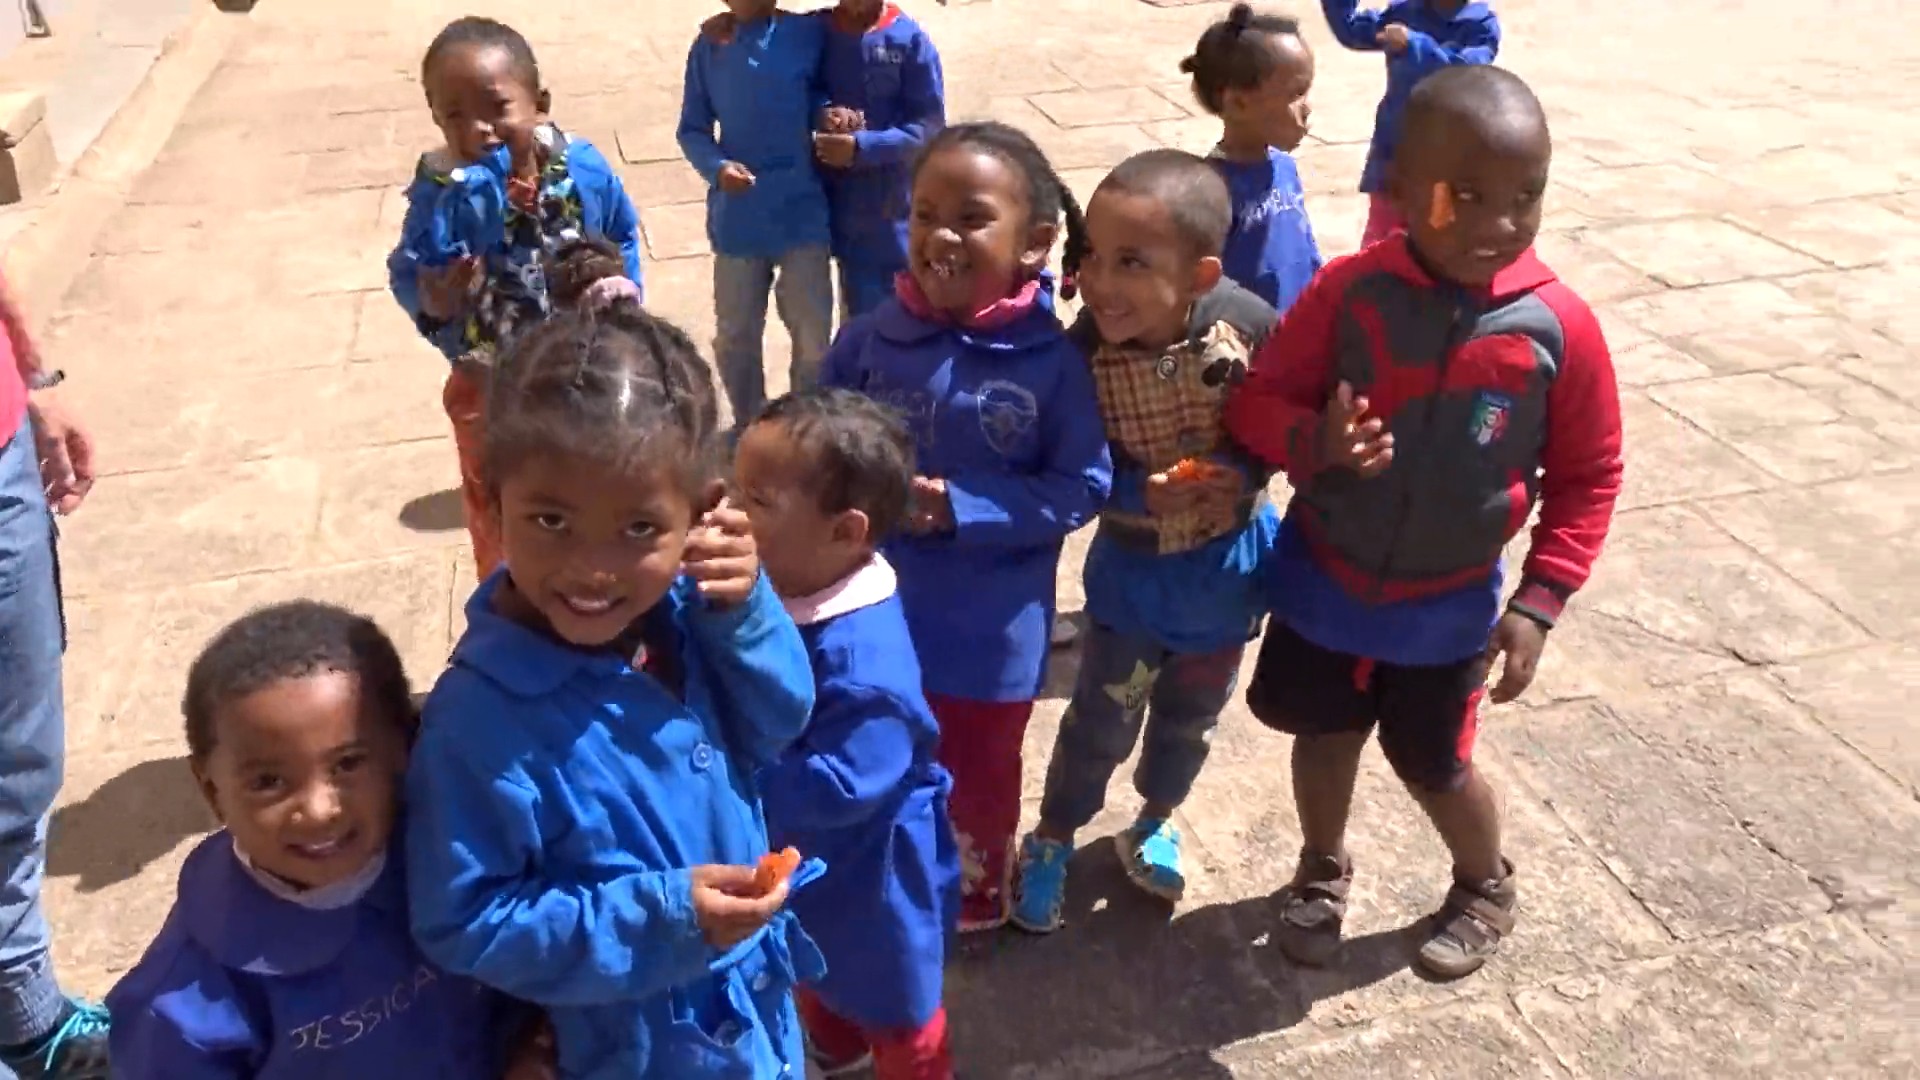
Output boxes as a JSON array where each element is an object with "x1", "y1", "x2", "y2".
[
  {"x1": 1228, "y1": 2, "x2": 1253, "y2": 29},
  {"x1": 1178, "y1": 55, "x2": 1198, "y2": 74}
]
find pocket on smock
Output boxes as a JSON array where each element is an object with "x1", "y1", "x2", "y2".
[{"x1": 662, "y1": 957, "x2": 774, "y2": 1079}]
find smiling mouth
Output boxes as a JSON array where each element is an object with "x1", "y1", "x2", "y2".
[
  {"x1": 287, "y1": 832, "x2": 356, "y2": 860},
  {"x1": 559, "y1": 592, "x2": 621, "y2": 617},
  {"x1": 924, "y1": 255, "x2": 963, "y2": 281}
]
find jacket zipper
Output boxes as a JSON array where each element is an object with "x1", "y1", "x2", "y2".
[{"x1": 1367, "y1": 298, "x2": 1475, "y2": 601}]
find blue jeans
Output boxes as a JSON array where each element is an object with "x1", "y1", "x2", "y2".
[
  {"x1": 0, "y1": 414, "x2": 68, "y2": 1044},
  {"x1": 713, "y1": 246, "x2": 834, "y2": 426},
  {"x1": 1037, "y1": 622, "x2": 1244, "y2": 833}
]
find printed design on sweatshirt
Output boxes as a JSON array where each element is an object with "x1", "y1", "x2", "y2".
[
  {"x1": 871, "y1": 386, "x2": 937, "y2": 449},
  {"x1": 284, "y1": 964, "x2": 474, "y2": 1052},
  {"x1": 1470, "y1": 390, "x2": 1512, "y2": 448},
  {"x1": 1233, "y1": 184, "x2": 1308, "y2": 234},
  {"x1": 975, "y1": 379, "x2": 1038, "y2": 457}
]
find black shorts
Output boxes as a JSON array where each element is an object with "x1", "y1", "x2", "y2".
[{"x1": 1244, "y1": 621, "x2": 1488, "y2": 793}]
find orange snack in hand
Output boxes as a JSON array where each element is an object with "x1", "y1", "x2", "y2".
[
  {"x1": 754, "y1": 847, "x2": 801, "y2": 894},
  {"x1": 1168, "y1": 457, "x2": 1229, "y2": 483}
]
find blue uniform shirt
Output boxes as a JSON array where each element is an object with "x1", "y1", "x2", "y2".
[
  {"x1": 1320, "y1": 0, "x2": 1501, "y2": 192},
  {"x1": 1216, "y1": 149, "x2": 1322, "y2": 314},
  {"x1": 821, "y1": 285, "x2": 1113, "y2": 702},
  {"x1": 105, "y1": 832, "x2": 512, "y2": 1079},
  {"x1": 406, "y1": 570, "x2": 824, "y2": 1080},
  {"x1": 678, "y1": 13, "x2": 833, "y2": 259},
  {"x1": 817, "y1": 4, "x2": 946, "y2": 316},
  {"x1": 760, "y1": 555, "x2": 958, "y2": 1032}
]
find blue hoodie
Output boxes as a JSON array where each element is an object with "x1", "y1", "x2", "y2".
[
  {"x1": 1320, "y1": 0, "x2": 1501, "y2": 193},
  {"x1": 1215, "y1": 148, "x2": 1322, "y2": 314},
  {"x1": 817, "y1": 4, "x2": 946, "y2": 316},
  {"x1": 760, "y1": 555, "x2": 958, "y2": 1033},
  {"x1": 406, "y1": 571, "x2": 825, "y2": 1080},
  {"x1": 388, "y1": 127, "x2": 643, "y2": 360},
  {"x1": 820, "y1": 286, "x2": 1113, "y2": 702},
  {"x1": 106, "y1": 831, "x2": 515, "y2": 1079},
  {"x1": 679, "y1": 13, "x2": 833, "y2": 260}
]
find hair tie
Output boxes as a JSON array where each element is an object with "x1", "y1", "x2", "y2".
[{"x1": 1178, "y1": 55, "x2": 1198, "y2": 74}]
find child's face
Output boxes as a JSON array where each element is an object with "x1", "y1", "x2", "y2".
[
  {"x1": 1394, "y1": 118, "x2": 1550, "y2": 287},
  {"x1": 495, "y1": 452, "x2": 699, "y2": 648},
  {"x1": 909, "y1": 146, "x2": 1057, "y2": 314},
  {"x1": 1078, "y1": 188, "x2": 1222, "y2": 349},
  {"x1": 193, "y1": 672, "x2": 406, "y2": 891},
  {"x1": 724, "y1": 0, "x2": 779, "y2": 20},
  {"x1": 1224, "y1": 37, "x2": 1315, "y2": 152},
  {"x1": 425, "y1": 43, "x2": 545, "y2": 166},
  {"x1": 733, "y1": 420, "x2": 872, "y2": 600}
]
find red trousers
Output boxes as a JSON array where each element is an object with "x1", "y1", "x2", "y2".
[
  {"x1": 925, "y1": 692, "x2": 1033, "y2": 929},
  {"x1": 797, "y1": 989, "x2": 953, "y2": 1080},
  {"x1": 443, "y1": 366, "x2": 502, "y2": 578}
]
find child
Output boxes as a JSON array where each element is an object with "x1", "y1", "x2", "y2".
[
  {"x1": 679, "y1": 0, "x2": 836, "y2": 427},
  {"x1": 821, "y1": 121, "x2": 1113, "y2": 932},
  {"x1": 404, "y1": 300, "x2": 827, "y2": 1077},
  {"x1": 1013, "y1": 150, "x2": 1281, "y2": 931},
  {"x1": 1181, "y1": 5, "x2": 1321, "y2": 314},
  {"x1": 1320, "y1": 0, "x2": 1500, "y2": 247},
  {"x1": 105, "y1": 601, "x2": 545, "y2": 1076},
  {"x1": 734, "y1": 387, "x2": 960, "y2": 1078},
  {"x1": 388, "y1": 16, "x2": 644, "y2": 579},
  {"x1": 1223, "y1": 66, "x2": 1622, "y2": 978},
  {"x1": 814, "y1": 1, "x2": 947, "y2": 320}
]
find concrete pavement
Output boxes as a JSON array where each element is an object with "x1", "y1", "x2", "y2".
[{"x1": 29, "y1": 0, "x2": 1920, "y2": 1075}]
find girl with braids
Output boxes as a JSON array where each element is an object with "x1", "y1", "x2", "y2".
[
  {"x1": 821, "y1": 121, "x2": 1112, "y2": 933},
  {"x1": 404, "y1": 300, "x2": 826, "y2": 1078},
  {"x1": 1184, "y1": 3, "x2": 1323, "y2": 312}
]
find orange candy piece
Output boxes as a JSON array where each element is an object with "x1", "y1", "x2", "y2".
[
  {"x1": 754, "y1": 847, "x2": 802, "y2": 894},
  {"x1": 1167, "y1": 458, "x2": 1227, "y2": 483}
]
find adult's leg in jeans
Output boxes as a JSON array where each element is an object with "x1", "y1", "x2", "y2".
[
  {"x1": 774, "y1": 245, "x2": 834, "y2": 394},
  {"x1": 0, "y1": 418, "x2": 70, "y2": 1046},
  {"x1": 713, "y1": 255, "x2": 775, "y2": 428},
  {"x1": 1034, "y1": 623, "x2": 1157, "y2": 841}
]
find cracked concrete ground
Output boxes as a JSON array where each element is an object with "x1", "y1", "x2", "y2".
[{"x1": 28, "y1": 0, "x2": 1920, "y2": 1075}]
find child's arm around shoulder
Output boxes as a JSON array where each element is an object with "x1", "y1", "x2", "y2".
[
  {"x1": 406, "y1": 672, "x2": 716, "y2": 1006},
  {"x1": 1510, "y1": 282, "x2": 1623, "y2": 627},
  {"x1": 681, "y1": 566, "x2": 817, "y2": 768},
  {"x1": 851, "y1": 25, "x2": 947, "y2": 170},
  {"x1": 760, "y1": 675, "x2": 924, "y2": 832},
  {"x1": 1222, "y1": 253, "x2": 1359, "y2": 483},
  {"x1": 943, "y1": 337, "x2": 1113, "y2": 549},
  {"x1": 105, "y1": 929, "x2": 260, "y2": 1077},
  {"x1": 569, "y1": 139, "x2": 646, "y2": 299}
]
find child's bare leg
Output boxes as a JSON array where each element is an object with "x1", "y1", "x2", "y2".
[
  {"x1": 1292, "y1": 731, "x2": 1369, "y2": 862},
  {"x1": 1409, "y1": 765, "x2": 1503, "y2": 884}
]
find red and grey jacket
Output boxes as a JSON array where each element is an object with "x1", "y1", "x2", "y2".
[{"x1": 1223, "y1": 235, "x2": 1623, "y2": 626}]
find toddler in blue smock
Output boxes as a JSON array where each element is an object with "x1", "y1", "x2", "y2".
[
  {"x1": 404, "y1": 297, "x2": 826, "y2": 1079},
  {"x1": 106, "y1": 601, "x2": 546, "y2": 1078},
  {"x1": 733, "y1": 387, "x2": 960, "y2": 1078}
]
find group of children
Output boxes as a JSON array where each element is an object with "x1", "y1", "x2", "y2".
[{"x1": 93, "y1": 1, "x2": 1624, "y2": 1078}]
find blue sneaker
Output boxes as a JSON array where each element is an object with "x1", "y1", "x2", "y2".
[
  {"x1": 1, "y1": 999, "x2": 110, "y2": 1079},
  {"x1": 1115, "y1": 818, "x2": 1186, "y2": 902},
  {"x1": 1011, "y1": 833, "x2": 1071, "y2": 934}
]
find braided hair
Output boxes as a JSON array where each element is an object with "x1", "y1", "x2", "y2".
[
  {"x1": 484, "y1": 301, "x2": 723, "y2": 501},
  {"x1": 913, "y1": 121, "x2": 1089, "y2": 300},
  {"x1": 1180, "y1": 3, "x2": 1304, "y2": 116}
]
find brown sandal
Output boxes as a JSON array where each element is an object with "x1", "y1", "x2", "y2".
[
  {"x1": 1417, "y1": 858, "x2": 1517, "y2": 980},
  {"x1": 1276, "y1": 851, "x2": 1352, "y2": 967}
]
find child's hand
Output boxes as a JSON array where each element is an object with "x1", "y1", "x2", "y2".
[
  {"x1": 1485, "y1": 612, "x2": 1548, "y2": 704},
  {"x1": 908, "y1": 476, "x2": 955, "y2": 534},
  {"x1": 700, "y1": 11, "x2": 738, "y2": 44},
  {"x1": 717, "y1": 161, "x2": 756, "y2": 194},
  {"x1": 1322, "y1": 382, "x2": 1394, "y2": 477},
  {"x1": 822, "y1": 106, "x2": 864, "y2": 134},
  {"x1": 812, "y1": 132, "x2": 857, "y2": 169},
  {"x1": 1190, "y1": 463, "x2": 1249, "y2": 519},
  {"x1": 1377, "y1": 24, "x2": 1410, "y2": 54},
  {"x1": 1144, "y1": 470, "x2": 1198, "y2": 518},
  {"x1": 499, "y1": 1016, "x2": 557, "y2": 1080},
  {"x1": 419, "y1": 256, "x2": 481, "y2": 322},
  {"x1": 683, "y1": 501, "x2": 761, "y2": 608},
  {"x1": 690, "y1": 864, "x2": 790, "y2": 949}
]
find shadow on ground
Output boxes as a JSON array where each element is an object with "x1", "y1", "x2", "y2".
[
  {"x1": 946, "y1": 835, "x2": 1424, "y2": 1078},
  {"x1": 48, "y1": 755, "x2": 213, "y2": 892},
  {"x1": 399, "y1": 488, "x2": 466, "y2": 533}
]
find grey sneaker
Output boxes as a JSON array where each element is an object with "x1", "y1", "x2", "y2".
[
  {"x1": 1275, "y1": 851, "x2": 1352, "y2": 967},
  {"x1": 1417, "y1": 858, "x2": 1517, "y2": 980}
]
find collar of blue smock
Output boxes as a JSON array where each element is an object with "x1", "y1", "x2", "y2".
[
  {"x1": 869, "y1": 273, "x2": 1064, "y2": 351},
  {"x1": 178, "y1": 829, "x2": 407, "y2": 977}
]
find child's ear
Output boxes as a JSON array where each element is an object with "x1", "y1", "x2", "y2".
[
  {"x1": 830, "y1": 508, "x2": 873, "y2": 548},
  {"x1": 190, "y1": 761, "x2": 225, "y2": 825},
  {"x1": 1020, "y1": 221, "x2": 1061, "y2": 276},
  {"x1": 537, "y1": 88, "x2": 553, "y2": 116},
  {"x1": 1192, "y1": 255, "x2": 1224, "y2": 298}
]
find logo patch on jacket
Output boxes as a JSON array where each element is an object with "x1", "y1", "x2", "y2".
[{"x1": 1470, "y1": 391, "x2": 1512, "y2": 447}]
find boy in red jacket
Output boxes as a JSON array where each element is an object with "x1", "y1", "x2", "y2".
[{"x1": 1223, "y1": 64, "x2": 1621, "y2": 979}]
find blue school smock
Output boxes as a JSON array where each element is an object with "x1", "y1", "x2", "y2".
[
  {"x1": 759, "y1": 557, "x2": 959, "y2": 1032},
  {"x1": 820, "y1": 284, "x2": 1113, "y2": 703},
  {"x1": 105, "y1": 831, "x2": 513, "y2": 1079},
  {"x1": 817, "y1": 5, "x2": 946, "y2": 317},
  {"x1": 1320, "y1": 0, "x2": 1501, "y2": 193},
  {"x1": 1215, "y1": 148, "x2": 1322, "y2": 314},
  {"x1": 406, "y1": 570, "x2": 825, "y2": 1080},
  {"x1": 679, "y1": 13, "x2": 833, "y2": 260}
]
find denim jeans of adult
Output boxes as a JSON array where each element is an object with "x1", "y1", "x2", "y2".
[
  {"x1": 0, "y1": 414, "x2": 68, "y2": 1045},
  {"x1": 713, "y1": 245, "x2": 834, "y2": 428},
  {"x1": 1037, "y1": 621, "x2": 1244, "y2": 833}
]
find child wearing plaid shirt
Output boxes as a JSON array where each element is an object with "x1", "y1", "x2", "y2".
[{"x1": 1013, "y1": 150, "x2": 1281, "y2": 930}]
